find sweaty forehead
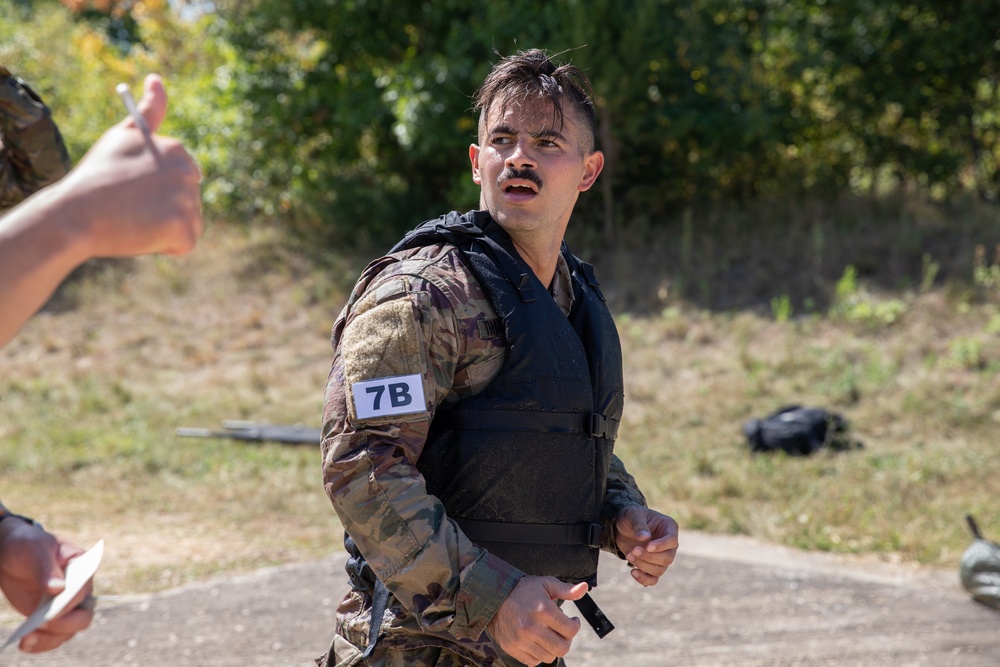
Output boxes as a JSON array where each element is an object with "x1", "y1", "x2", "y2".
[{"x1": 481, "y1": 98, "x2": 567, "y2": 137}]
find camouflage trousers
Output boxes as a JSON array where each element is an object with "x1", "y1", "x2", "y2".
[
  {"x1": 317, "y1": 588, "x2": 569, "y2": 667},
  {"x1": 319, "y1": 633, "x2": 568, "y2": 667}
]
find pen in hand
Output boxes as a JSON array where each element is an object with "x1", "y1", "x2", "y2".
[{"x1": 115, "y1": 82, "x2": 150, "y2": 135}]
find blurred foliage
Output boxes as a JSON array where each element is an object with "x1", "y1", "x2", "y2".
[
  {"x1": 2, "y1": 0, "x2": 998, "y2": 249},
  {"x1": 0, "y1": 0, "x2": 247, "y2": 219}
]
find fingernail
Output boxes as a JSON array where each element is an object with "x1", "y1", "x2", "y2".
[
  {"x1": 638, "y1": 530, "x2": 651, "y2": 540},
  {"x1": 21, "y1": 634, "x2": 38, "y2": 651},
  {"x1": 47, "y1": 577, "x2": 65, "y2": 589}
]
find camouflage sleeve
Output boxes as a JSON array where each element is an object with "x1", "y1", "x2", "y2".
[
  {"x1": 0, "y1": 69, "x2": 72, "y2": 210},
  {"x1": 600, "y1": 454, "x2": 649, "y2": 558},
  {"x1": 321, "y1": 245, "x2": 521, "y2": 643}
]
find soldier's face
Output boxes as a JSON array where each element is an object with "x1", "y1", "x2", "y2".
[{"x1": 469, "y1": 98, "x2": 603, "y2": 241}]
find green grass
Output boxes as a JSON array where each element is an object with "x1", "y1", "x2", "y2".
[
  {"x1": 2, "y1": 196, "x2": 1000, "y2": 603},
  {"x1": 606, "y1": 218, "x2": 1000, "y2": 566}
]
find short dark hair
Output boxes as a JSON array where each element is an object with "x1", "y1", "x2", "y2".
[{"x1": 473, "y1": 49, "x2": 597, "y2": 153}]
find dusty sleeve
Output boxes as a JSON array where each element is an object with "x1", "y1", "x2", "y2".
[
  {"x1": 0, "y1": 72, "x2": 71, "y2": 210},
  {"x1": 321, "y1": 265, "x2": 521, "y2": 642},
  {"x1": 0, "y1": 132, "x2": 20, "y2": 208},
  {"x1": 600, "y1": 454, "x2": 649, "y2": 558}
]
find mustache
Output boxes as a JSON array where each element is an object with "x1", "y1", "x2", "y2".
[{"x1": 497, "y1": 168, "x2": 543, "y2": 191}]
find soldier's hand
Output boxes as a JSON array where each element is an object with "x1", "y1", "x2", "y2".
[
  {"x1": 57, "y1": 73, "x2": 203, "y2": 259},
  {"x1": 615, "y1": 505, "x2": 679, "y2": 586},
  {"x1": 0, "y1": 520, "x2": 94, "y2": 653},
  {"x1": 487, "y1": 575, "x2": 587, "y2": 666}
]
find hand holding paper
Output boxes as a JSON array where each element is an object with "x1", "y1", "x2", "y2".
[{"x1": 0, "y1": 521, "x2": 100, "y2": 653}]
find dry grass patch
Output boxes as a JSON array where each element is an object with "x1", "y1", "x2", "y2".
[
  {"x1": 616, "y1": 291, "x2": 1000, "y2": 567},
  {"x1": 0, "y1": 224, "x2": 361, "y2": 610},
  {"x1": 2, "y1": 201, "x2": 1000, "y2": 620}
]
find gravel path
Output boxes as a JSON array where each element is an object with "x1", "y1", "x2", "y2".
[{"x1": 2, "y1": 532, "x2": 998, "y2": 666}]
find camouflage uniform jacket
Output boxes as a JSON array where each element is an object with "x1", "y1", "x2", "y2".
[
  {"x1": 321, "y1": 234, "x2": 647, "y2": 666},
  {"x1": 0, "y1": 67, "x2": 72, "y2": 211}
]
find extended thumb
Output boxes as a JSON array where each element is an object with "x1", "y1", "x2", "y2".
[
  {"x1": 622, "y1": 507, "x2": 651, "y2": 541},
  {"x1": 43, "y1": 559, "x2": 66, "y2": 596},
  {"x1": 136, "y1": 73, "x2": 168, "y2": 134}
]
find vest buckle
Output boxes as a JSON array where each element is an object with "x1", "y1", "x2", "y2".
[
  {"x1": 586, "y1": 522, "x2": 603, "y2": 548},
  {"x1": 589, "y1": 413, "x2": 607, "y2": 438},
  {"x1": 589, "y1": 412, "x2": 619, "y2": 441}
]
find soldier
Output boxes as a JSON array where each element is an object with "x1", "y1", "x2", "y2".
[
  {"x1": 320, "y1": 49, "x2": 678, "y2": 667},
  {"x1": 0, "y1": 67, "x2": 72, "y2": 211}
]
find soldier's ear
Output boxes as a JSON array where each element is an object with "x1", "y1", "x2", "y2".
[
  {"x1": 469, "y1": 144, "x2": 482, "y2": 184},
  {"x1": 578, "y1": 150, "x2": 604, "y2": 192}
]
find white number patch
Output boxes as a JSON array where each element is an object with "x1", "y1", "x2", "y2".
[{"x1": 352, "y1": 374, "x2": 426, "y2": 420}]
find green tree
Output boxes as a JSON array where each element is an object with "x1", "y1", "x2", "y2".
[
  {"x1": 10, "y1": 0, "x2": 998, "y2": 247},
  {"x1": 808, "y1": 0, "x2": 1000, "y2": 198},
  {"x1": 213, "y1": 0, "x2": 826, "y2": 244}
]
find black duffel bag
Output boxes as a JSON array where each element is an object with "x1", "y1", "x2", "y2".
[{"x1": 742, "y1": 405, "x2": 849, "y2": 456}]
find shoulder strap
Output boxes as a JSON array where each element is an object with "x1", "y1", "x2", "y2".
[{"x1": 392, "y1": 211, "x2": 540, "y2": 304}]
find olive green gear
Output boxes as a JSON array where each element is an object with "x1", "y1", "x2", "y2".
[{"x1": 960, "y1": 515, "x2": 1000, "y2": 610}]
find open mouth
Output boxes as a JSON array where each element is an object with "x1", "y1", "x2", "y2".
[{"x1": 497, "y1": 169, "x2": 543, "y2": 196}]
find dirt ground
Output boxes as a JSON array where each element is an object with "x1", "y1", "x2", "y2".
[{"x1": 2, "y1": 531, "x2": 998, "y2": 667}]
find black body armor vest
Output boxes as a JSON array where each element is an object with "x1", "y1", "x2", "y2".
[{"x1": 344, "y1": 210, "x2": 624, "y2": 595}]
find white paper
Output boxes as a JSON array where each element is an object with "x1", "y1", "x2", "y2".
[{"x1": 2, "y1": 539, "x2": 104, "y2": 651}]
